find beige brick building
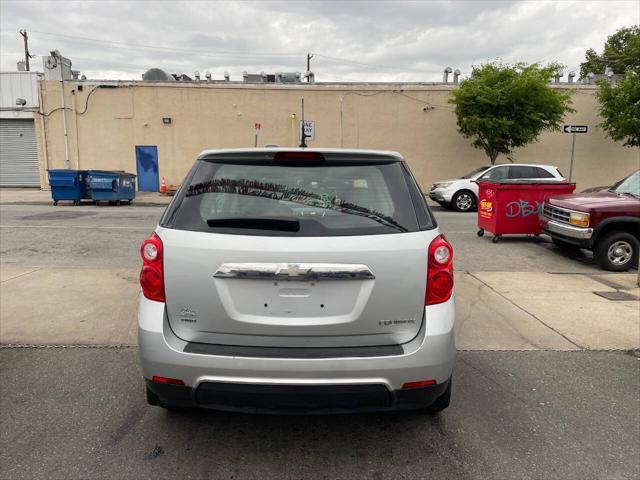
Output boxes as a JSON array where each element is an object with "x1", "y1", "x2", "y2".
[{"x1": 35, "y1": 80, "x2": 639, "y2": 191}]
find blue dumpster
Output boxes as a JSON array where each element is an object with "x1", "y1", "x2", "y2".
[
  {"x1": 48, "y1": 169, "x2": 89, "y2": 205},
  {"x1": 89, "y1": 171, "x2": 136, "y2": 204}
]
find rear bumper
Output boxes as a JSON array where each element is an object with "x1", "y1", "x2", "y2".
[
  {"x1": 138, "y1": 294, "x2": 456, "y2": 412},
  {"x1": 146, "y1": 377, "x2": 450, "y2": 414}
]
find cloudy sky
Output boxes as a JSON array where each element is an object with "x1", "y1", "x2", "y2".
[{"x1": 0, "y1": 0, "x2": 637, "y2": 82}]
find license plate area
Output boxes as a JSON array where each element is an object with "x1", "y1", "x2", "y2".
[{"x1": 214, "y1": 278, "x2": 373, "y2": 325}]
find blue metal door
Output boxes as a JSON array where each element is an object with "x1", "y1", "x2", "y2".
[{"x1": 135, "y1": 145, "x2": 159, "y2": 192}]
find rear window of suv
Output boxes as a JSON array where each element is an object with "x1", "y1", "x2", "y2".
[{"x1": 162, "y1": 154, "x2": 431, "y2": 236}]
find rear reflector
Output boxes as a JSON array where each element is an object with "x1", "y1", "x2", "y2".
[
  {"x1": 152, "y1": 376, "x2": 185, "y2": 386},
  {"x1": 402, "y1": 379, "x2": 437, "y2": 389}
]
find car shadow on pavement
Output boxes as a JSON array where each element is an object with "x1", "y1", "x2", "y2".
[{"x1": 146, "y1": 401, "x2": 467, "y2": 477}]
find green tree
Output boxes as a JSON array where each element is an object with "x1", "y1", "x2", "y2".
[
  {"x1": 579, "y1": 26, "x2": 640, "y2": 79},
  {"x1": 448, "y1": 62, "x2": 574, "y2": 164},
  {"x1": 579, "y1": 48, "x2": 604, "y2": 80},
  {"x1": 597, "y1": 70, "x2": 640, "y2": 147}
]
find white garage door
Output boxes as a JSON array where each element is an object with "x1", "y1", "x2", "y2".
[{"x1": 0, "y1": 119, "x2": 40, "y2": 187}]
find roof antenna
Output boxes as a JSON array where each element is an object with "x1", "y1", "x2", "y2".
[{"x1": 299, "y1": 98, "x2": 309, "y2": 148}]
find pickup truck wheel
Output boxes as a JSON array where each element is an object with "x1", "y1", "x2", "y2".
[
  {"x1": 594, "y1": 231, "x2": 639, "y2": 272},
  {"x1": 452, "y1": 191, "x2": 475, "y2": 212}
]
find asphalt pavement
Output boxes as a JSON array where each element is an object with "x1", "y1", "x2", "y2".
[
  {"x1": 1, "y1": 347, "x2": 638, "y2": 480},
  {"x1": 1, "y1": 199, "x2": 639, "y2": 480},
  {"x1": 0, "y1": 203, "x2": 606, "y2": 272}
]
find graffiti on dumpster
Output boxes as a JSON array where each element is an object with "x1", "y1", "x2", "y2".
[{"x1": 505, "y1": 200, "x2": 543, "y2": 218}]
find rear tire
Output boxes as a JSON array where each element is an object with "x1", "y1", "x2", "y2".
[
  {"x1": 594, "y1": 231, "x2": 639, "y2": 272},
  {"x1": 427, "y1": 379, "x2": 451, "y2": 413},
  {"x1": 452, "y1": 190, "x2": 475, "y2": 212}
]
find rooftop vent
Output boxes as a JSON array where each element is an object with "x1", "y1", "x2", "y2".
[
  {"x1": 586, "y1": 72, "x2": 595, "y2": 85},
  {"x1": 142, "y1": 68, "x2": 175, "y2": 81},
  {"x1": 553, "y1": 71, "x2": 564, "y2": 84},
  {"x1": 243, "y1": 72, "x2": 280, "y2": 83},
  {"x1": 276, "y1": 72, "x2": 302, "y2": 83},
  {"x1": 443, "y1": 67, "x2": 453, "y2": 83}
]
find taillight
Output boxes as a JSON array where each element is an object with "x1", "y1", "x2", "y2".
[
  {"x1": 140, "y1": 233, "x2": 165, "y2": 302},
  {"x1": 426, "y1": 234, "x2": 454, "y2": 305}
]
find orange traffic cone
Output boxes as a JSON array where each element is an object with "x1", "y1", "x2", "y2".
[{"x1": 160, "y1": 177, "x2": 167, "y2": 193}]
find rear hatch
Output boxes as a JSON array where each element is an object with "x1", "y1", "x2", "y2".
[{"x1": 159, "y1": 150, "x2": 438, "y2": 348}]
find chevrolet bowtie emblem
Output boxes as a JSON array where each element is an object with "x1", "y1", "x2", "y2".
[{"x1": 284, "y1": 264, "x2": 309, "y2": 278}]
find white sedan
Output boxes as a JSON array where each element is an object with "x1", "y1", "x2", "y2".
[{"x1": 429, "y1": 164, "x2": 566, "y2": 212}]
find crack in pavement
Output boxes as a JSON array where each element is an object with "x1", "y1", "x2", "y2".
[{"x1": 467, "y1": 272, "x2": 584, "y2": 350}]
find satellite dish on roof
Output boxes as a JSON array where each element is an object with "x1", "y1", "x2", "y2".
[{"x1": 142, "y1": 68, "x2": 175, "y2": 81}]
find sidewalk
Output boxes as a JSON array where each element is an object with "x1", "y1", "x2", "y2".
[
  {"x1": 1, "y1": 266, "x2": 638, "y2": 349},
  {"x1": 0, "y1": 188, "x2": 172, "y2": 206}
]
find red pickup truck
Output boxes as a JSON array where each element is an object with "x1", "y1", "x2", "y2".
[{"x1": 540, "y1": 170, "x2": 640, "y2": 271}]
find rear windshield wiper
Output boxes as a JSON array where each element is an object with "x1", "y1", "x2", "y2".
[
  {"x1": 206, "y1": 217, "x2": 300, "y2": 232},
  {"x1": 193, "y1": 178, "x2": 407, "y2": 233}
]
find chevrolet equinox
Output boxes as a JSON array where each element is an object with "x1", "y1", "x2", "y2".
[{"x1": 139, "y1": 148, "x2": 456, "y2": 413}]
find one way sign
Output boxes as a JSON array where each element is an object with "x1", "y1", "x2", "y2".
[{"x1": 563, "y1": 125, "x2": 588, "y2": 134}]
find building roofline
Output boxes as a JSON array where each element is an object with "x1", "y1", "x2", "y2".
[{"x1": 39, "y1": 79, "x2": 599, "y2": 91}]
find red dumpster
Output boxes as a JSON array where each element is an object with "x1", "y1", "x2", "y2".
[{"x1": 476, "y1": 180, "x2": 576, "y2": 243}]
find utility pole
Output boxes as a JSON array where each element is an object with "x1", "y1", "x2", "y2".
[
  {"x1": 306, "y1": 53, "x2": 314, "y2": 83},
  {"x1": 299, "y1": 98, "x2": 309, "y2": 148},
  {"x1": 19, "y1": 29, "x2": 34, "y2": 71}
]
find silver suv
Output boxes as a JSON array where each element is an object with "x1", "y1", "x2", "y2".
[{"x1": 139, "y1": 149, "x2": 456, "y2": 413}]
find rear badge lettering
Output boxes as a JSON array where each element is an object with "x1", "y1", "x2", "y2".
[
  {"x1": 379, "y1": 319, "x2": 416, "y2": 327},
  {"x1": 180, "y1": 307, "x2": 197, "y2": 323}
]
